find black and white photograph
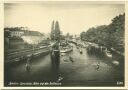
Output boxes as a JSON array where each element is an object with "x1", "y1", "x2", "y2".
[{"x1": 4, "y1": 2, "x2": 125, "y2": 87}]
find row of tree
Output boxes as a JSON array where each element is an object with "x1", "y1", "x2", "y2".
[
  {"x1": 50, "y1": 21, "x2": 61, "y2": 41},
  {"x1": 50, "y1": 21, "x2": 74, "y2": 41},
  {"x1": 80, "y1": 13, "x2": 125, "y2": 53}
]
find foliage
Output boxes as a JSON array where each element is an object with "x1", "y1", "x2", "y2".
[
  {"x1": 50, "y1": 21, "x2": 61, "y2": 41},
  {"x1": 80, "y1": 13, "x2": 125, "y2": 53},
  {"x1": 50, "y1": 21, "x2": 55, "y2": 40}
]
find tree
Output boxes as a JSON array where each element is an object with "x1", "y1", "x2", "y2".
[
  {"x1": 54, "y1": 21, "x2": 61, "y2": 41},
  {"x1": 50, "y1": 20, "x2": 55, "y2": 40},
  {"x1": 80, "y1": 13, "x2": 125, "y2": 53},
  {"x1": 107, "y1": 13, "x2": 125, "y2": 52},
  {"x1": 50, "y1": 20, "x2": 61, "y2": 41}
]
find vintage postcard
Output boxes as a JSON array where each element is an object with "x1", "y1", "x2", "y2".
[{"x1": 2, "y1": 1, "x2": 127, "y2": 89}]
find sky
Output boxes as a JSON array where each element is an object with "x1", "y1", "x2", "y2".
[{"x1": 4, "y1": 2, "x2": 124, "y2": 35}]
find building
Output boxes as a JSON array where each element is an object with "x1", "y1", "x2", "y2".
[
  {"x1": 4, "y1": 27, "x2": 44, "y2": 38},
  {"x1": 10, "y1": 30, "x2": 24, "y2": 37},
  {"x1": 4, "y1": 27, "x2": 25, "y2": 37},
  {"x1": 4, "y1": 27, "x2": 45, "y2": 50}
]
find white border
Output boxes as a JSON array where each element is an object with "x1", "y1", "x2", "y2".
[
  {"x1": 1, "y1": 1, "x2": 128, "y2": 89},
  {"x1": 0, "y1": 1, "x2": 4, "y2": 89}
]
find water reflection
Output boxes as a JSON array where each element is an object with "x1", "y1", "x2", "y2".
[
  {"x1": 50, "y1": 50, "x2": 60, "y2": 81},
  {"x1": 86, "y1": 46, "x2": 106, "y2": 58}
]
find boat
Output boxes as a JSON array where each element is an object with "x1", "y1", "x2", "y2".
[
  {"x1": 112, "y1": 60, "x2": 119, "y2": 65},
  {"x1": 60, "y1": 47, "x2": 73, "y2": 53},
  {"x1": 14, "y1": 57, "x2": 20, "y2": 62},
  {"x1": 105, "y1": 51, "x2": 112, "y2": 58},
  {"x1": 60, "y1": 53, "x2": 66, "y2": 56}
]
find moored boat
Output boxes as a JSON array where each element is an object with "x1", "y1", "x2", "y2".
[
  {"x1": 60, "y1": 48, "x2": 73, "y2": 53},
  {"x1": 105, "y1": 51, "x2": 112, "y2": 58}
]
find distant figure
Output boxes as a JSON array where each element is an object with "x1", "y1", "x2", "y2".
[
  {"x1": 79, "y1": 49, "x2": 83, "y2": 54},
  {"x1": 96, "y1": 62, "x2": 100, "y2": 71},
  {"x1": 69, "y1": 56, "x2": 74, "y2": 63},
  {"x1": 25, "y1": 58, "x2": 31, "y2": 72}
]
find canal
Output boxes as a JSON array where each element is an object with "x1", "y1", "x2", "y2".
[{"x1": 4, "y1": 43, "x2": 124, "y2": 86}]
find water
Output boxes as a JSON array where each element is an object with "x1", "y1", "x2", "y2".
[
  {"x1": 59, "y1": 44, "x2": 124, "y2": 86},
  {"x1": 4, "y1": 44, "x2": 124, "y2": 86}
]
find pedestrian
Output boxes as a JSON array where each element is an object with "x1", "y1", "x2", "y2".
[{"x1": 80, "y1": 49, "x2": 83, "y2": 54}]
